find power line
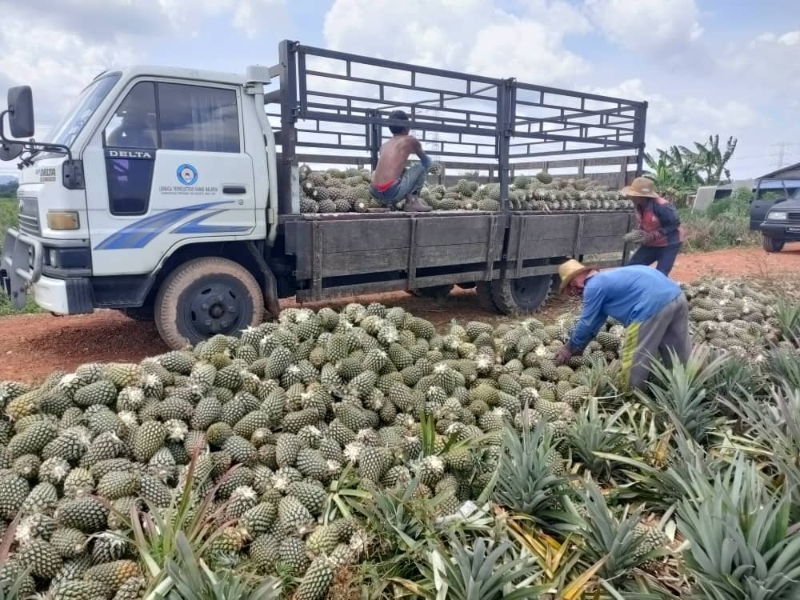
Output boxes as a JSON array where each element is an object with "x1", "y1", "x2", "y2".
[{"x1": 772, "y1": 142, "x2": 800, "y2": 168}]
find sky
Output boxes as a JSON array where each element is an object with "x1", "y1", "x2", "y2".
[{"x1": 0, "y1": 0, "x2": 798, "y2": 180}]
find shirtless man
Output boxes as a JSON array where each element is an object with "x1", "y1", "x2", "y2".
[{"x1": 369, "y1": 110, "x2": 433, "y2": 212}]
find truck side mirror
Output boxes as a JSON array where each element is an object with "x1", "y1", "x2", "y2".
[
  {"x1": 7, "y1": 86, "x2": 34, "y2": 139},
  {"x1": 0, "y1": 142, "x2": 23, "y2": 161}
]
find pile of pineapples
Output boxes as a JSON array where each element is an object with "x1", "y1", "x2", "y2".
[
  {"x1": 298, "y1": 164, "x2": 633, "y2": 214},
  {"x1": 682, "y1": 278, "x2": 789, "y2": 359},
  {"x1": 0, "y1": 278, "x2": 798, "y2": 599}
]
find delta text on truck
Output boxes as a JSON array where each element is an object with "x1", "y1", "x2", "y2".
[{"x1": 0, "y1": 40, "x2": 647, "y2": 350}]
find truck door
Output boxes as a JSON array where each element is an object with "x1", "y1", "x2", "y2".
[{"x1": 82, "y1": 79, "x2": 256, "y2": 277}]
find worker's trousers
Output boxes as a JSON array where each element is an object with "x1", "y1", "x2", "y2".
[{"x1": 620, "y1": 293, "x2": 692, "y2": 391}]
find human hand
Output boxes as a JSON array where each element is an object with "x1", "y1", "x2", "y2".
[
  {"x1": 555, "y1": 345, "x2": 573, "y2": 366},
  {"x1": 623, "y1": 229, "x2": 646, "y2": 244},
  {"x1": 640, "y1": 231, "x2": 659, "y2": 245}
]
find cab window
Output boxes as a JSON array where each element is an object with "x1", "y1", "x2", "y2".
[
  {"x1": 104, "y1": 82, "x2": 157, "y2": 149},
  {"x1": 158, "y1": 83, "x2": 240, "y2": 153}
]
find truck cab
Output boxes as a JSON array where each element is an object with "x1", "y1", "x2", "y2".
[{"x1": 2, "y1": 64, "x2": 280, "y2": 346}]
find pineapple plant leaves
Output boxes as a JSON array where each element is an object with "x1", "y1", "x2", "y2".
[
  {"x1": 567, "y1": 398, "x2": 632, "y2": 481},
  {"x1": 637, "y1": 345, "x2": 729, "y2": 443},
  {"x1": 151, "y1": 531, "x2": 282, "y2": 600},
  {"x1": 421, "y1": 536, "x2": 547, "y2": 600},
  {"x1": 677, "y1": 455, "x2": 800, "y2": 599},
  {"x1": 492, "y1": 421, "x2": 573, "y2": 531}
]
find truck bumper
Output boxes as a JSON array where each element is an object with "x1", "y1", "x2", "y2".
[
  {"x1": 760, "y1": 222, "x2": 800, "y2": 241},
  {"x1": 1, "y1": 227, "x2": 94, "y2": 315}
]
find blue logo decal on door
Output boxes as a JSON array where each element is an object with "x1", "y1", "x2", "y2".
[
  {"x1": 93, "y1": 201, "x2": 247, "y2": 250},
  {"x1": 177, "y1": 164, "x2": 198, "y2": 186}
]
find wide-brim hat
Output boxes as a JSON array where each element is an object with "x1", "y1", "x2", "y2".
[
  {"x1": 621, "y1": 176, "x2": 659, "y2": 199},
  {"x1": 558, "y1": 259, "x2": 593, "y2": 294}
]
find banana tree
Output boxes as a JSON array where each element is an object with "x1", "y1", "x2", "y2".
[{"x1": 679, "y1": 135, "x2": 737, "y2": 185}]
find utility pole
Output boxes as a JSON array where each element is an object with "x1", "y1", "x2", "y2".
[{"x1": 772, "y1": 142, "x2": 800, "y2": 169}]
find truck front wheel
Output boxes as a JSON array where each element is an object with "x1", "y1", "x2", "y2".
[
  {"x1": 478, "y1": 275, "x2": 553, "y2": 315},
  {"x1": 154, "y1": 257, "x2": 264, "y2": 350}
]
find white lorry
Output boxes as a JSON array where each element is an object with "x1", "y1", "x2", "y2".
[{"x1": 0, "y1": 41, "x2": 646, "y2": 350}]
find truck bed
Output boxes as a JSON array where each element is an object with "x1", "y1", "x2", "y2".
[{"x1": 282, "y1": 209, "x2": 633, "y2": 301}]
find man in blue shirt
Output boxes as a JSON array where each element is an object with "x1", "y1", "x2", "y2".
[{"x1": 554, "y1": 259, "x2": 691, "y2": 390}]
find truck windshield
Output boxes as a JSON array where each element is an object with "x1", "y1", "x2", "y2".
[{"x1": 44, "y1": 73, "x2": 121, "y2": 148}]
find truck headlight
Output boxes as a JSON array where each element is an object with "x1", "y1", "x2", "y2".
[{"x1": 46, "y1": 211, "x2": 80, "y2": 230}]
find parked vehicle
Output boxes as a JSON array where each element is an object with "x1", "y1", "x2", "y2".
[
  {"x1": 749, "y1": 178, "x2": 800, "y2": 252},
  {"x1": 0, "y1": 41, "x2": 647, "y2": 349}
]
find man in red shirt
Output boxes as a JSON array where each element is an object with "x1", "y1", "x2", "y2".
[{"x1": 621, "y1": 177, "x2": 685, "y2": 276}]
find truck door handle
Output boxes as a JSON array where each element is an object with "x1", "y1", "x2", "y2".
[{"x1": 223, "y1": 186, "x2": 246, "y2": 195}]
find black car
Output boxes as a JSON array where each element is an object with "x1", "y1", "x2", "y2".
[{"x1": 750, "y1": 179, "x2": 800, "y2": 253}]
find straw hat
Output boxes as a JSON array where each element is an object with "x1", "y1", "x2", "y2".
[
  {"x1": 621, "y1": 176, "x2": 659, "y2": 199},
  {"x1": 558, "y1": 259, "x2": 593, "y2": 293}
]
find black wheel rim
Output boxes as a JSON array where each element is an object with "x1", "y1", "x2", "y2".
[
  {"x1": 182, "y1": 280, "x2": 249, "y2": 338},
  {"x1": 510, "y1": 276, "x2": 550, "y2": 307}
]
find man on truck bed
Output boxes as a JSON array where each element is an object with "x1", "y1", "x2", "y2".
[
  {"x1": 555, "y1": 259, "x2": 691, "y2": 391},
  {"x1": 369, "y1": 110, "x2": 433, "y2": 212},
  {"x1": 621, "y1": 177, "x2": 685, "y2": 277}
]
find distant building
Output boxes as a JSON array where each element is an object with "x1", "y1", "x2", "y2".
[{"x1": 692, "y1": 162, "x2": 800, "y2": 209}]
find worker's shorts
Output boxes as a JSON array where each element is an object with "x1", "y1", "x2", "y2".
[
  {"x1": 370, "y1": 163, "x2": 428, "y2": 206},
  {"x1": 620, "y1": 293, "x2": 692, "y2": 391}
]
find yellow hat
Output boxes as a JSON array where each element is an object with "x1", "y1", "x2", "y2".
[
  {"x1": 558, "y1": 259, "x2": 592, "y2": 293},
  {"x1": 621, "y1": 176, "x2": 659, "y2": 199}
]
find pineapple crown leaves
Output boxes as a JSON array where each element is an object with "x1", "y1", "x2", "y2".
[
  {"x1": 153, "y1": 531, "x2": 283, "y2": 600},
  {"x1": 491, "y1": 421, "x2": 572, "y2": 530},
  {"x1": 721, "y1": 382, "x2": 800, "y2": 493},
  {"x1": 355, "y1": 478, "x2": 434, "y2": 552},
  {"x1": 636, "y1": 344, "x2": 729, "y2": 444},
  {"x1": 322, "y1": 462, "x2": 371, "y2": 524},
  {"x1": 676, "y1": 455, "x2": 800, "y2": 600},
  {"x1": 421, "y1": 536, "x2": 547, "y2": 600},
  {"x1": 575, "y1": 480, "x2": 672, "y2": 580},
  {"x1": 129, "y1": 448, "x2": 243, "y2": 593},
  {"x1": 0, "y1": 514, "x2": 34, "y2": 599},
  {"x1": 567, "y1": 399, "x2": 632, "y2": 481}
]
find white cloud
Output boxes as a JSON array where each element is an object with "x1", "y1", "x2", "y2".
[
  {"x1": 0, "y1": 1, "x2": 285, "y2": 128},
  {"x1": 740, "y1": 30, "x2": 800, "y2": 87},
  {"x1": 157, "y1": 0, "x2": 286, "y2": 38},
  {"x1": 584, "y1": 0, "x2": 703, "y2": 52},
  {"x1": 467, "y1": 19, "x2": 588, "y2": 82},
  {"x1": 588, "y1": 78, "x2": 760, "y2": 153},
  {"x1": 0, "y1": 20, "x2": 140, "y2": 124},
  {"x1": 323, "y1": 0, "x2": 590, "y2": 85}
]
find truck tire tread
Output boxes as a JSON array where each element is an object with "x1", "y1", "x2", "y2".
[
  {"x1": 155, "y1": 257, "x2": 265, "y2": 350},
  {"x1": 476, "y1": 281, "x2": 499, "y2": 313},
  {"x1": 762, "y1": 235, "x2": 784, "y2": 253},
  {"x1": 488, "y1": 275, "x2": 552, "y2": 316}
]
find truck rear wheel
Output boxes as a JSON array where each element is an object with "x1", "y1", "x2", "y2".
[
  {"x1": 762, "y1": 235, "x2": 784, "y2": 253},
  {"x1": 480, "y1": 275, "x2": 553, "y2": 315},
  {"x1": 154, "y1": 257, "x2": 264, "y2": 350}
]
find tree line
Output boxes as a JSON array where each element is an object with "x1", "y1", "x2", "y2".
[
  {"x1": 644, "y1": 134, "x2": 738, "y2": 206},
  {"x1": 0, "y1": 180, "x2": 18, "y2": 198}
]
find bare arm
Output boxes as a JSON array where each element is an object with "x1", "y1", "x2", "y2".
[{"x1": 410, "y1": 137, "x2": 431, "y2": 167}]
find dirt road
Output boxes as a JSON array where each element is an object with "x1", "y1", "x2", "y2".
[{"x1": 2, "y1": 244, "x2": 798, "y2": 383}]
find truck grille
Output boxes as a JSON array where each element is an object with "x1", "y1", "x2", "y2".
[
  {"x1": 16, "y1": 196, "x2": 40, "y2": 236},
  {"x1": 788, "y1": 212, "x2": 800, "y2": 222}
]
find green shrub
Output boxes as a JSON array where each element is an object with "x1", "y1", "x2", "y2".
[{"x1": 681, "y1": 186, "x2": 759, "y2": 252}]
